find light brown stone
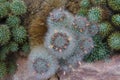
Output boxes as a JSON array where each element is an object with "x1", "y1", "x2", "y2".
[{"x1": 59, "y1": 55, "x2": 120, "y2": 80}]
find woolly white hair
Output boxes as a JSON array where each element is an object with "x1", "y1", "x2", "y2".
[
  {"x1": 79, "y1": 34, "x2": 94, "y2": 54},
  {"x1": 27, "y1": 46, "x2": 59, "y2": 80},
  {"x1": 47, "y1": 8, "x2": 74, "y2": 29},
  {"x1": 44, "y1": 27, "x2": 77, "y2": 59},
  {"x1": 87, "y1": 24, "x2": 99, "y2": 36}
]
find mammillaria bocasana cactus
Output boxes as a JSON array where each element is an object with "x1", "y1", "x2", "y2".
[
  {"x1": 45, "y1": 27, "x2": 77, "y2": 59},
  {"x1": 44, "y1": 8, "x2": 98, "y2": 75},
  {"x1": 28, "y1": 46, "x2": 58, "y2": 80},
  {"x1": 47, "y1": 8, "x2": 74, "y2": 29}
]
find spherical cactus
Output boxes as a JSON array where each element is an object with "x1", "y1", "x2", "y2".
[
  {"x1": 108, "y1": 0, "x2": 120, "y2": 11},
  {"x1": 0, "y1": 4, "x2": 8, "y2": 18},
  {"x1": 79, "y1": 0, "x2": 91, "y2": 8},
  {"x1": 61, "y1": 35, "x2": 94, "y2": 70},
  {"x1": 0, "y1": 25, "x2": 11, "y2": 45},
  {"x1": 6, "y1": 15, "x2": 21, "y2": 27},
  {"x1": 7, "y1": 61, "x2": 17, "y2": 74},
  {"x1": 0, "y1": 62, "x2": 7, "y2": 78},
  {"x1": 8, "y1": 42, "x2": 19, "y2": 52},
  {"x1": 44, "y1": 27, "x2": 77, "y2": 59},
  {"x1": 78, "y1": 8, "x2": 88, "y2": 16},
  {"x1": 47, "y1": 8, "x2": 74, "y2": 29},
  {"x1": 0, "y1": 0, "x2": 6, "y2": 3},
  {"x1": 12, "y1": 26, "x2": 27, "y2": 43},
  {"x1": 10, "y1": 0, "x2": 27, "y2": 15},
  {"x1": 4, "y1": 2, "x2": 10, "y2": 9},
  {"x1": 98, "y1": 22, "x2": 113, "y2": 37},
  {"x1": 28, "y1": 46, "x2": 58, "y2": 80},
  {"x1": 0, "y1": 45, "x2": 9, "y2": 61},
  {"x1": 79, "y1": 35, "x2": 94, "y2": 54},
  {"x1": 112, "y1": 14, "x2": 120, "y2": 27},
  {"x1": 108, "y1": 32, "x2": 120, "y2": 50},
  {"x1": 87, "y1": 24, "x2": 99, "y2": 36},
  {"x1": 21, "y1": 42, "x2": 30, "y2": 53},
  {"x1": 90, "y1": 0, "x2": 106, "y2": 5},
  {"x1": 88, "y1": 7, "x2": 105, "y2": 23},
  {"x1": 72, "y1": 15, "x2": 90, "y2": 34}
]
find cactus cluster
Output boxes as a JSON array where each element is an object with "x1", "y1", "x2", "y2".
[
  {"x1": 0, "y1": 0, "x2": 28, "y2": 78},
  {"x1": 27, "y1": 8, "x2": 98, "y2": 80},
  {"x1": 41, "y1": 8, "x2": 98, "y2": 77},
  {"x1": 78, "y1": 0, "x2": 120, "y2": 62}
]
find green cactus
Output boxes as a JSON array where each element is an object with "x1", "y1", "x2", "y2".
[
  {"x1": 78, "y1": 8, "x2": 88, "y2": 17},
  {"x1": 6, "y1": 15, "x2": 21, "y2": 27},
  {"x1": 21, "y1": 42, "x2": 30, "y2": 53},
  {"x1": 0, "y1": 3, "x2": 8, "y2": 18},
  {"x1": 0, "y1": 45, "x2": 10, "y2": 61},
  {"x1": 84, "y1": 35, "x2": 110, "y2": 62},
  {"x1": 108, "y1": 0, "x2": 120, "y2": 11},
  {"x1": 0, "y1": 62, "x2": 7, "y2": 78},
  {"x1": 0, "y1": 25, "x2": 11, "y2": 45},
  {"x1": 88, "y1": 7, "x2": 104, "y2": 23},
  {"x1": 90, "y1": 0, "x2": 106, "y2": 5},
  {"x1": 8, "y1": 42, "x2": 19, "y2": 52},
  {"x1": 0, "y1": 0, "x2": 6, "y2": 3},
  {"x1": 4, "y1": 1, "x2": 10, "y2": 9},
  {"x1": 112, "y1": 14, "x2": 120, "y2": 27},
  {"x1": 7, "y1": 61, "x2": 17, "y2": 74},
  {"x1": 99, "y1": 22, "x2": 113, "y2": 37},
  {"x1": 108, "y1": 32, "x2": 120, "y2": 50},
  {"x1": 80, "y1": 0, "x2": 91, "y2": 8},
  {"x1": 12, "y1": 26, "x2": 27, "y2": 43},
  {"x1": 10, "y1": 0, "x2": 27, "y2": 15}
]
